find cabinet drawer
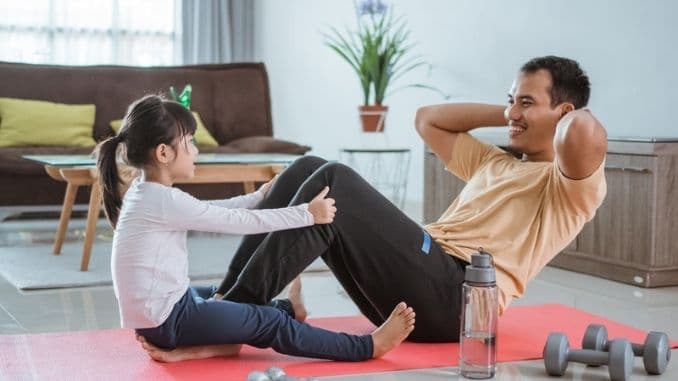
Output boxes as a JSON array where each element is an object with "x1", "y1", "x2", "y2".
[{"x1": 576, "y1": 154, "x2": 656, "y2": 265}]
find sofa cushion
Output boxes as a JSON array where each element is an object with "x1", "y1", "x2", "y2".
[
  {"x1": 0, "y1": 97, "x2": 96, "y2": 147},
  {"x1": 223, "y1": 136, "x2": 311, "y2": 154},
  {"x1": 195, "y1": 145, "x2": 240, "y2": 154}
]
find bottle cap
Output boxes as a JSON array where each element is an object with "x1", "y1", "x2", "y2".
[{"x1": 465, "y1": 249, "x2": 496, "y2": 284}]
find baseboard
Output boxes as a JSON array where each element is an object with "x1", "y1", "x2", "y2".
[{"x1": 550, "y1": 251, "x2": 678, "y2": 288}]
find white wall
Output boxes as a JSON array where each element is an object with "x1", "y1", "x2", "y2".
[{"x1": 253, "y1": 0, "x2": 677, "y2": 212}]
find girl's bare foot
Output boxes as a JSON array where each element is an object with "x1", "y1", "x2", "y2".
[
  {"x1": 370, "y1": 302, "x2": 415, "y2": 358},
  {"x1": 135, "y1": 334, "x2": 241, "y2": 362},
  {"x1": 288, "y1": 276, "x2": 307, "y2": 322}
]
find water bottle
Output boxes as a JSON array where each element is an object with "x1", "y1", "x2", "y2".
[{"x1": 459, "y1": 249, "x2": 498, "y2": 379}]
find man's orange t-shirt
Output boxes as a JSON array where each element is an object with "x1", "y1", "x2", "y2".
[{"x1": 425, "y1": 133, "x2": 607, "y2": 314}]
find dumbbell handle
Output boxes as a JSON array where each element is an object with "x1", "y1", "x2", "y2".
[
  {"x1": 630, "y1": 343, "x2": 644, "y2": 356},
  {"x1": 601, "y1": 341, "x2": 644, "y2": 356},
  {"x1": 568, "y1": 348, "x2": 610, "y2": 366}
]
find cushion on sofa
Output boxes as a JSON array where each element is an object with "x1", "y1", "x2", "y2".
[
  {"x1": 223, "y1": 136, "x2": 311, "y2": 154},
  {"x1": 110, "y1": 111, "x2": 218, "y2": 147},
  {"x1": 0, "y1": 97, "x2": 96, "y2": 148}
]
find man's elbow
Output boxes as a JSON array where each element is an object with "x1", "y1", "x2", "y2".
[
  {"x1": 574, "y1": 115, "x2": 607, "y2": 153},
  {"x1": 555, "y1": 113, "x2": 608, "y2": 178},
  {"x1": 414, "y1": 106, "x2": 431, "y2": 136},
  {"x1": 557, "y1": 113, "x2": 607, "y2": 150}
]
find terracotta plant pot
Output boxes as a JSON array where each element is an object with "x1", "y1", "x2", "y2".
[{"x1": 359, "y1": 105, "x2": 388, "y2": 132}]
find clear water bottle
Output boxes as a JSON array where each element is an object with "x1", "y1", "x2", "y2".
[{"x1": 459, "y1": 249, "x2": 498, "y2": 379}]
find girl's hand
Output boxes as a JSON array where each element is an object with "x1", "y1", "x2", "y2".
[{"x1": 308, "y1": 186, "x2": 336, "y2": 224}]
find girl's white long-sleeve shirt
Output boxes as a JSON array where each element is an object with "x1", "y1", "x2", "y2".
[{"x1": 111, "y1": 179, "x2": 314, "y2": 328}]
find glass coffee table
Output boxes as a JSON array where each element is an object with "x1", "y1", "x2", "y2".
[{"x1": 23, "y1": 153, "x2": 300, "y2": 271}]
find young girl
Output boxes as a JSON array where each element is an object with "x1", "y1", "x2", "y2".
[{"x1": 96, "y1": 95, "x2": 415, "y2": 362}]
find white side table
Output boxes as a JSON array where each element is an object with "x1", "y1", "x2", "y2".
[{"x1": 339, "y1": 147, "x2": 411, "y2": 209}]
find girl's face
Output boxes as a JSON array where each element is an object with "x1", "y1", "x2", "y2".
[{"x1": 168, "y1": 134, "x2": 199, "y2": 180}]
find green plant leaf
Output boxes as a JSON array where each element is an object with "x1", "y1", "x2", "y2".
[
  {"x1": 323, "y1": 5, "x2": 447, "y2": 105},
  {"x1": 324, "y1": 27, "x2": 371, "y2": 104},
  {"x1": 389, "y1": 60, "x2": 428, "y2": 83},
  {"x1": 385, "y1": 83, "x2": 451, "y2": 100}
]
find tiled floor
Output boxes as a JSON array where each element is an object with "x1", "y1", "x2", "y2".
[{"x1": 0, "y1": 215, "x2": 676, "y2": 380}]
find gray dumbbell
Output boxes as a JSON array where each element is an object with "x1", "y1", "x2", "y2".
[
  {"x1": 246, "y1": 366, "x2": 317, "y2": 381},
  {"x1": 583, "y1": 323, "x2": 671, "y2": 375},
  {"x1": 266, "y1": 367, "x2": 287, "y2": 380},
  {"x1": 247, "y1": 370, "x2": 272, "y2": 381},
  {"x1": 247, "y1": 367, "x2": 302, "y2": 381},
  {"x1": 544, "y1": 332, "x2": 633, "y2": 381}
]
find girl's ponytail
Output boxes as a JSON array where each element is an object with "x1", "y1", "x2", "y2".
[{"x1": 95, "y1": 135, "x2": 124, "y2": 228}]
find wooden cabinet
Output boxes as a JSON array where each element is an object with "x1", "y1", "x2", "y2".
[{"x1": 423, "y1": 137, "x2": 678, "y2": 287}]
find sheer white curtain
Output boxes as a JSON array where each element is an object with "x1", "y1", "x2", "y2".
[
  {"x1": 0, "y1": 0, "x2": 181, "y2": 66},
  {"x1": 181, "y1": 0, "x2": 253, "y2": 64}
]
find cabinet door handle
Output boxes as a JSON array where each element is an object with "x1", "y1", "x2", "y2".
[{"x1": 605, "y1": 166, "x2": 651, "y2": 173}]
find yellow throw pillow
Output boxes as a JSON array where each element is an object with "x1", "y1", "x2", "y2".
[
  {"x1": 110, "y1": 111, "x2": 218, "y2": 147},
  {"x1": 109, "y1": 119, "x2": 123, "y2": 133},
  {"x1": 0, "y1": 97, "x2": 96, "y2": 147},
  {"x1": 191, "y1": 113, "x2": 219, "y2": 147}
]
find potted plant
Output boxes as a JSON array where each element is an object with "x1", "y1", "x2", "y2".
[{"x1": 325, "y1": 0, "x2": 443, "y2": 132}]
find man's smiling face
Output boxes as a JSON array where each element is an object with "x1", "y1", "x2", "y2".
[{"x1": 505, "y1": 69, "x2": 565, "y2": 161}]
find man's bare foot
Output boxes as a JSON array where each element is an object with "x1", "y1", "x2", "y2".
[
  {"x1": 135, "y1": 334, "x2": 241, "y2": 362},
  {"x1": 370, "y1": 302, "x2": 415, "y2": 358},
  {"x1": 288, "y1": 276, "x2": 307, "y2": 322}
]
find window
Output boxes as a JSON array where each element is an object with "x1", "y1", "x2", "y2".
[{"x1": 0, "y1": 0, "x2": 180, "y2": 66}]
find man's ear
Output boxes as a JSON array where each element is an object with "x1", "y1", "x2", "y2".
[{"x1": 560, "y1": 103, "x2": 575, "y2": 117}]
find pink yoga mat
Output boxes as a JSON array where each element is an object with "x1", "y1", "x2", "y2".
[{"x1": 0, "y1": 304, "x2": 675, "y2": 380}]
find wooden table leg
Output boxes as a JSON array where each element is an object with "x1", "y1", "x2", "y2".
[
  {"x1": 80, "y1": 181, "x2": 102, "y2": 271},
  {"x1": 53, "y1": 183, "x2": 78, "y2": 255}
]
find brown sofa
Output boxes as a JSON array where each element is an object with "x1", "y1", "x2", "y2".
[{"x1": 0, "y1": 61, "x2": 310, "y2": 206}]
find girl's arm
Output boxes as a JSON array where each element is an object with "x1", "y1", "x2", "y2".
[
  {"x1": 206, "y1": 174, "x2": 278, "y2": 209},
  {"x1": 163, "y1": 188, "x2": 314, "y2": 235},
  {"x1": 207, "y1": 190, "x2": 264, "y2": 209}
]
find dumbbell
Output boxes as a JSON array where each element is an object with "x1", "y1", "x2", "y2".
[
  {"x1": 246, "y1": 367, "x2": 290, "y2": 381},
  {"x1": 543, "y1": 332, "x2": 633, "y2": 381},
  {"x1": 582, "y1": 323, "x2": 671, "y2": 375},
  {"x1": 246, "y1": 366, "x2": 319, "y2": 381}
]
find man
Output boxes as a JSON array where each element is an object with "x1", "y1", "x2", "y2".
[
  {"x1": 417, "y1": 55, "x2": 607, "y2": 314},
  {"x1": 140, "y1": 55, "x2": 606, "y2": 360}
]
